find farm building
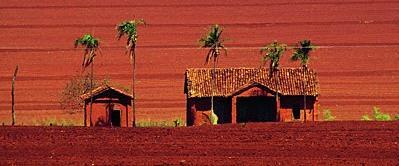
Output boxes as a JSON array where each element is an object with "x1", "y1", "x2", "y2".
[
  {"x1": 81, "y1": 85, "x2": 132, "y2": 127},
  {"x1": 184, "y1": 67, "x2": 320, "y2": 126}
]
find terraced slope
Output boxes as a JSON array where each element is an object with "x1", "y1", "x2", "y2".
[{"x1": 0, "y1": 0, "x2": 398, "y2": 123}]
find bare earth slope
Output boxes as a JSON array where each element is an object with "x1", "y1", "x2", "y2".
[
  {"x1": 0, "y1": 0, "x2": 399, "y2": 123},
  {"x1": 0, "y1": 122, "x2": 398, "y2": 165}
]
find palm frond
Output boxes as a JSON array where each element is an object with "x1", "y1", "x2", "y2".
[
  {"x1": 74, "y1": 34, "x2": 100, "y2": 69},
  {"x1": 74, "y1": 39, "x2": 81, "y2": 48},
  {"x1": 116, "y1": 19, "x2": 145, "y2": 58},
  {"x1": 220, "y1": 44, "x2": 228, "y2": 57},
  {"x1": 205, "y1": 48, "x2": 213, "y2": 64},
  {"x1": 81, "y1": 48, "x2": 90, "y2": 67},
  {"x1": 199, "y1": 24, "x2": 226, "y2": 65},
  {"x1": 260, "y1": 41, "x2": 287, "y2": 70},
  {"x1": 292, "y1": 39, "x2": 315, "y2": 66}
]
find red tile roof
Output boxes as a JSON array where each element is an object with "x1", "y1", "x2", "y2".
[
  {"x1": 184, "y1": 67, "x2": 319, "y2": 98},
  {"x1": 80, "y1": 85, "x2": 132, "y2": 101}
]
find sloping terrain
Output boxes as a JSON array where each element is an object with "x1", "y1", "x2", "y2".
[{"x1": 0, "y1": 0, "x2": 398, "y2": 123}]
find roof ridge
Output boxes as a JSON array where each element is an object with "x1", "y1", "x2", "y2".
[{"x1": 80, "y1": 84, "x2": 132, "y2": 100}]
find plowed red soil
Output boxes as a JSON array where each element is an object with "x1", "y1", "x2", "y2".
[
  {"x1": 0, "y1": 0, "x2": 399, "y2": 123},
  {"x1": 1, "y1": 122, "x2": 398, "y2": 165}
]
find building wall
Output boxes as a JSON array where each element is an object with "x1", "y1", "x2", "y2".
[
  {"x1": 84, "y1": 99, "x2": 131, "y2": 127},
  {"x1": 186, "y1": 97, "x2": 231, "y2": 126},
  {"x1": 186, "y1": 88, "x2": 319, "y2": 126},
  {"x1": 279, "y1": 96, "x2": 319, "y2": 122},
  {"x1": 280, "y1": 96, "x2": 316, "y2": 109}
]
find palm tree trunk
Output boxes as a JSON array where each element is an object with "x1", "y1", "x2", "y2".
[
  {"x1": 303, "y1": 66, "x2": 307, "y2": 122},
  {"x1": 211, "y1": 59, "x2": 215, "y2": 121},
  {"x1": 89, "y1": 61, "x2": 94, "y2": 127},
  {"x1": 275, "y1": 68, "x2": 279, "y2": 122},
  {"x1": 11, "y1": 65, "x2": 18, "y2": 126},
  {"x1": 132, "y1": 51, "x2": 136, "y2": 127}
]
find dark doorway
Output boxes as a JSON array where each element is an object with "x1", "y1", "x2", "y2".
[
  {"x1": 293, "y1": 105, "x2": 301, "y2": 120},
  {"x1": 110, "y1": 110, "x2": 121, "y2": 127},
  {"x1": 236, "y1": 96, "x2": 276, "y2": 123},
  {"x1": 213, "y1": 97, "x2": 232, "y2": 124}
]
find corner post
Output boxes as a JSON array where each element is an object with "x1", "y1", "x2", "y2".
[
  {"x1": 276, "y1": 94, "x2": 280, "y2": 122},
  {"x1": 312, "y1": 99, "x2": 318, "y2": 121},
  {"x1": 125, "y1": 104, "x2": 129, "y2": 127},
  {"x1": 231, "y1": 96, "x2": 237, "y2": 123},
  {"x1": 83, "y1": 100, "x2": 87, "y2": 126}
]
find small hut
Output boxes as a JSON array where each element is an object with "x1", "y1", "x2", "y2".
[
  {"x1": 81, "y1": 85, "x2": 132, "y2": 127},
  {"x1": 184, "y1": 67, "x2": 320, "y2": 126}
]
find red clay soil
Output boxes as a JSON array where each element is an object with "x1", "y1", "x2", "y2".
[
  {"x1": 0, "y1": 0, "x2": 399, "y2": 123},
  {"x1": 0, "y1": 122, "x2": 398, "y2": 165}
]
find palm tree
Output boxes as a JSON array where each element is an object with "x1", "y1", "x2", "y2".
[
  {"x1": 199, "y1": 24, "x2": 227, "y2": 125},
  {"x1": 74, "y1": 34, "x2": 100, "y2": 127},
  {"x1": 291, "y1": 39, "x2": 315, "y2": 122},
  {"x1": 260, "y1": 41, "x2": 287, "y2": 121},
  {"x1": 116, "y1": 19, "x2": 145, "y2": 127}
]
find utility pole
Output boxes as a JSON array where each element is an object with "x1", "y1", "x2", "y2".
[{"x1": 11, "y1": 65, "x2": 18, "y2": 126}]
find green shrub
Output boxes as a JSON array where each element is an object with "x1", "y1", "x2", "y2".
[
  {"x1": 209, "y1": 111, "x2": 218, "y2": 125},
  {"x1": 322, "y1": 109, "x2": 335, "y2": 121},
  {"x1": 173, "y1": 118, "x2": 183, "y2": 127},
  {"x1": 137, "y1": 118, "x2": 185, "y2": 128},
  {"x1": 136, "y1": 121, "x2": 170, "y2": 127},
  {"x1": 395, "y1": 114, "x2": 399, "y2": 120},
  {"x1": 361, "y1": 115, "x2": 372, "y2": 121},
  {"x1": 361, "y1": 107, "x2": 391, "y2": 121},
  {"x1": 372, "y1": 107, "x2": 391, "y2": 121},
  {"x1": 31, "y1": 117, "x2": 81, "y2": 126}
]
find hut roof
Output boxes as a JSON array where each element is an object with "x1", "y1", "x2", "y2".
[
  {"x1": 81, "y1": 85, "x2": 132, "y2": 102},
  {"x1": 184, "y1": 67, "x2": 319, "y2": 98}
]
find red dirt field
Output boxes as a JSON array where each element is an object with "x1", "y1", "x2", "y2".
[
  {"x1": 1, "y1": 121, "x2": 398, "y2": 165},
  {"x1": 0, "y1": 0, "x2": 399, "y2": 124}
]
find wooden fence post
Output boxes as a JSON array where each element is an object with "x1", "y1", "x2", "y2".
[{"x1": 11, "y1": 65, "x2": 18, "y2": 126}]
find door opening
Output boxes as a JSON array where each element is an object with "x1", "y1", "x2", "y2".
[
  {"x1": 236, "y1": 96, "x2": 276, "y2": 123},
  {"x1": 110, "y1": 109, "x2": 121, "y2": 127},
  {"x1": 293, "y1": 105, "x2": 301, "y2": 120}
]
